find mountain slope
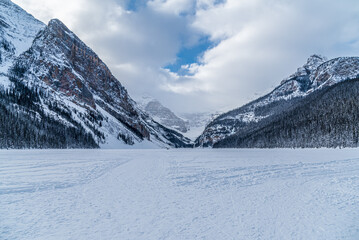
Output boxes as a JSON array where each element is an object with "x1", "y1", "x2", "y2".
[
  {"x1": 0, "y1": 0, "x2": 44, "y2": 86},
  {"x1": 0, "y1": 1, "x2": 96, "y2": 148},
  {"x1": 0, "y1": 79, "x2": 98, "y2": 148},
  {"x1": 215, "y1": 77, "x2": 359, "y2": 148},
  {"x1": 197, "y1": 55, "x2": 359, "y2": 147}
]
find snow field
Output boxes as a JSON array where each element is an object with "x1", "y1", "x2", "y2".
[{"x1": 1, "y1": 149, "x2": 359, "y2": 239}]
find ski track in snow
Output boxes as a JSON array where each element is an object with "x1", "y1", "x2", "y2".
[{"x1": 1, "y1": 149, "x2": 359, "y2": 239}]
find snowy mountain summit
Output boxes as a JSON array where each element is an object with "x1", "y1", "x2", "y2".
[
  {"x1": 0, "y1": 1, "x2": 192, "y2": 149},
  {"x1": 281, "y1": 54, "x2": 328, "y2": 84}
]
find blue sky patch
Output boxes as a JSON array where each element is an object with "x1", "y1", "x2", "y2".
[
  {"x1": 165, "y1": 36, "x2": 214, "y2": 75},
  {"x1": 124, "y1": 0, "x2": 148, "y2": 11}
]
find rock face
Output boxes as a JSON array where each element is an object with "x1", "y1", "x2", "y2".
[
  {"x1": 137, "y1": 96, "x2": 189, "y2": 133},
  {"x1": 311, "y1": 57, "x2": 359, "y2": 87},
  {"x1": 0, "y1": 1, "x2": 192, "y2": 149},
  {"x1": 197, "y1": 55, "x2": 359, "y2": 147},
  {"x1": 0, "y1": 2, "x2": 96, "y2": 148},
  {"x1": 281, "y1": 54, "x2": 327, "y2": 84}
]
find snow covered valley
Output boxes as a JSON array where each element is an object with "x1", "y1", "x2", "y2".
[{"x1": 1, "y1": 149, "x2": 359, "y2": 239}]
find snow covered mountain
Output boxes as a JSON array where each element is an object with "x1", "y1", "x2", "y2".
[
  {"x1": 0, "y1": 1, "x2": 192, "y2": 149},
  {"x1": 137, "y1": 96, "x2": 189, "y2": 133},
  {"x1": 216, "y1": 77, "x2": 359, "y2": 148},
  {"x1": 136, "y1": 95, "x2": 221, "y2": 140},
  {"x1": 197, "y1": 54, "x2": 359, "y2": 147},
  {"x1": 0, "y1": 0, "x2": 44, "y2": 85}
]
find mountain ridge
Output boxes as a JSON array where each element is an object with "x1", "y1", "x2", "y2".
[
  {"x1": 197, "y1": 54, "x2": 359, "y2": 147},
  {"x1": 215, "y1": 77, "x2": 359, "y2": 148}
]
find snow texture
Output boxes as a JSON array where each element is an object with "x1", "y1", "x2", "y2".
[
  {"x1": 0, "y1": 0, "x2": 44, "y2": 88},
  {"x1": 1, "y1": 149, "x2": 359, "y2": 239}
]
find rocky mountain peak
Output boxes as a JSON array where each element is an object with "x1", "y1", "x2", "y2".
[
  {"x1": 310, "y1": 57, "x2": 359, "y2": 87},
  {"x1": 17, "y1": 18, "x2": 150, "y2": 136},
  {"x1": 48, "y1": 18, "x2": 67, "y2": 29},
  {"x1": 46, "y1": 18, "x2": 80, "y2": 46},
  {"x1": 305, "y1": 54, "x2": 327, "y2": 71},
  {"x1": 281, "y1": 54, "x2": 327, "y2": 84}
]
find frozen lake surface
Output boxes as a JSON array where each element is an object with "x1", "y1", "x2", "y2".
[{"x1": 1, "y1": 149, "x2": 359, "y2": 239}]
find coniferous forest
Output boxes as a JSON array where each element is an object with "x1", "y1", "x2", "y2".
[
  {"x1": 215, "y1": 77, "x2": 359, "y2": 148},
  {"x1": 0, "y1": 68, "x2": 98, "y2": 149}
]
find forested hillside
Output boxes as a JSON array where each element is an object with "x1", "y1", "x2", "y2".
[
  {"x1": 0, "y1": 72, "x2": 98, "y2": 148},
  {"x1": 215, "y1": 78, "x2": 359, "y2": 148}
]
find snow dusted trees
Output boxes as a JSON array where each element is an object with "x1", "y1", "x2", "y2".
[
  {"x1": 215, "y1": 77, "x2": 359, "y2": 148},
  {"x1": 0, "y1": 69, "x2": 99, "y2": 149}
]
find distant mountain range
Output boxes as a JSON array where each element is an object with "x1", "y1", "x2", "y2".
[
  {"x1": 196, "y1": 54, "x2": 359, "y2": 148},
  {"x1": 179, "y1": 112, "x2": 221, "y2": 140},
  {"x1": 137, "y1": 96, "x2": 220, "y2": 140},
  {"x1": 137, "y1": 96, "x2": 189, "y2": 133},
  {"x1": 0, "y1": 0, "x2": 192, "y2": 149}
]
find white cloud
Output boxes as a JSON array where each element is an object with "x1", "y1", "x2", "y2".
[
  {"x1": 148, "y1": 0, "x2": 194, "y2": 15},
  {"x1": 11, "y1": 0, "x2": 359, "y2": 113},
  {"x1": 166, "y1": 0, "x2": 359, "y2": 111}
]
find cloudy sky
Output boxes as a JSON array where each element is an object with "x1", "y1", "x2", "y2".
[{"x1": 12, "y1": 0, "x2": 359, "y2": 113}]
